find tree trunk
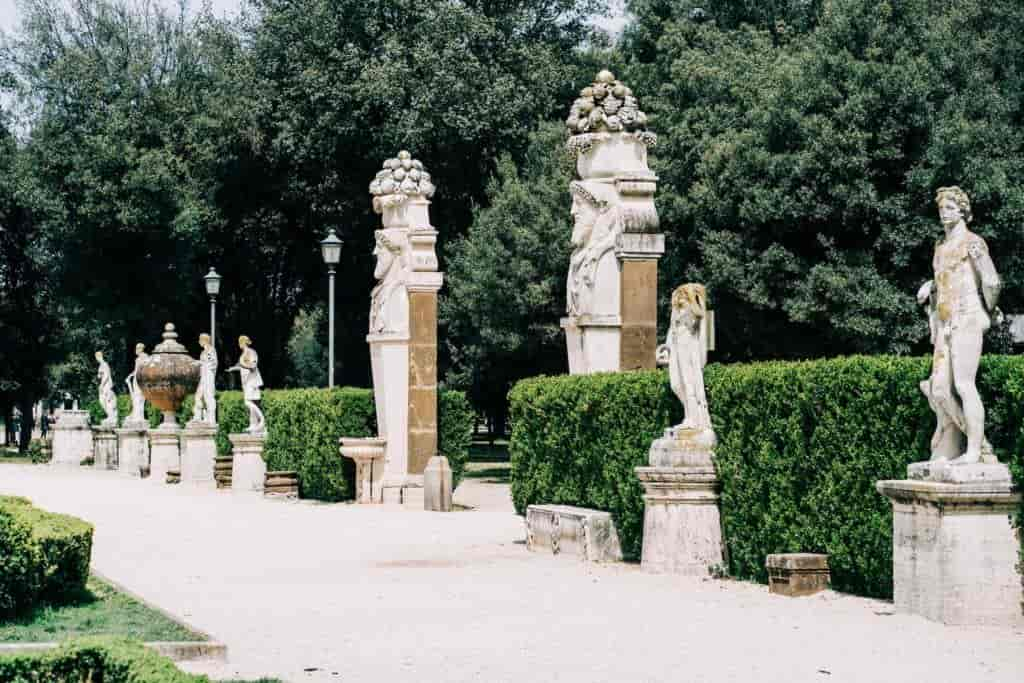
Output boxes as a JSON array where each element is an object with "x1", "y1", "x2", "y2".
[{"x1": 17, "y1": 395, "x2": 34, "y2": 453}]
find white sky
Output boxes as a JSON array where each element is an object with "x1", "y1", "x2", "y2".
[{"x1": 0, "y1": 0, "x2": 627, "y2": 35}]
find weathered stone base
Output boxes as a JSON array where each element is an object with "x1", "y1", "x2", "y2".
[
  {"x1": 215, "y1": 456, "x2": 233, "y2": 489},
  {"x1": 181, "y1": 423, "x2": 217, "y2": 487},
  {"x1": 264, "y1": 471, "x2": 299, "y2": 499},
  {"x1": 877, "y1": 475, "x2": 1023, "y2": 626},
  {"x1": 116, "y1": 426, "x2": 148, "y2": 477},
  {"x1": 423, "y1": 455, "x2": 452, "y2": 511},
  {"x1": 907, "y1": 459, "x2": 1012, "y2": 485},
  {"x1": 767, "y1": 553, "x2": 830, "y2": 597},
  {"x1": 525, "y1": 504, "x2": 624, "y2": 562},
  {"x1": 148, "y1": 429, "x2": 181, "y2": 484},
  {"x1": 52, "y1": 411, "x2": 92, "y2": 466},
  {"x1": 561, "y1": 316, "x2": 621, "y2": 375},
  {"x1": 635, "y1": 465, "x2": 723, "y2": 575},
  {"x1": 229, "y1": 433, "x2": 266, "y2": 495},
  {"x1": 92, "y1": 428, "x2": 118, "y2": 470}
]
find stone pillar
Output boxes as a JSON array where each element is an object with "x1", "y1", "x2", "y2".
[
  {"x1": 116, "y1": 425, "x2": 148, "y2": 477},
  {"x1": 148, "y1": 429, "x2": 181, "y2": 484},
  {"x1": 92, "y1": 428, "x2": 118, "y2": 469},
  {"x1": 423, "y1": 455, "x2": 453, "y2": 512},
  {"x1": 635, "y1": 432, "x2": 724, "y2": 575},
  {"x1": 877, "y1": 462, "x2": 1023, "y2": 626},
  {"x1": 230, "y1": 433, "x2": 266, "y2": 495},
  {"x1": 51, "y1": 410, "x2": 93, "y2": 466},
  {"x1": 346, "y1": 151, "x2": 442, "y2": 505},
  {"x1": 562, "y1": 71, "x2": 664, "y2": 375},
  {"x1": 181, "y1": 422, "x2": 217, "y2": 488}
]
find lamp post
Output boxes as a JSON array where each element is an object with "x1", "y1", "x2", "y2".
[
  {"x1": 204, "y1": 268, "x2": 222, "y2": 348},
  {"x1": 320, "y1": 229, "x2": 344, "y2": 388}
]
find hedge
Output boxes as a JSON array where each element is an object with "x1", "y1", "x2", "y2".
[
  {"x1": 509, "y1": 355, "x2": 1024, "y2": 598},
  {"x1": 0, "y1": 636, "x2": 209, "y2": 682},
  {"x1": 0, "y1": 497, "x2": 94, "y2": 618},
  {"x1": 87, "y1": 387, "x2": 474, "y2": 502}
]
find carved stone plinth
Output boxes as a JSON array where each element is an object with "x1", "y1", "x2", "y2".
[
  {"x1": 181, "y1": 422, "x2": 217, "y2": 488},
  {"x1": 116, "y1": 425, "x2": 148, "y2": 477},
  {"x1": 230, "y1": 433, "x2": 266, "y2": 495},
  {"x1": 423, "y1": 455, "x2": 452, "y2": 512},
  {"x1": 148, "y1": 428, "x2": 181, "y2": 484},
  {"x1": 767, "y1": 554, "x2": 830, "y2": 597},
  {"x1": 877, "y1": 465, "x2": 1023, "y2": 626},
  {"x1": 340, "y1": 437, "x2": 385, "y2": 504},
  {"x1": 51, "y1": 410, "x2": 93, "y2": 466},
  {"x1": 526, "y1": 504, "x2": 623, "y2": 562},
  {"x1": 92, "y1": 428, "x2": 118, "y2": 470}
]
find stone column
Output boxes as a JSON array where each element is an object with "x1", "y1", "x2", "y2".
[
  {"x1": 345, "y1": 151, "x2": 443, "y2": 506},
  {"x1": 148, "y1": 429, "x2": 181, "y2": 484},
  {"x1": 877, "y1": 463, "x2": 1023, "y2": 626},
  {"x1": 51, "y1": 410, "x2": 93, "y2": 466},
  {"x1": 181, "y1": 422, "x2": 217, "y2": 488},
  {"x1": 562, "y1": 70, "x2": 664, "y2": 375},
  {"x1": 230, "y1": 433, "x2": 266, "y2": 495},
  {"x1": 92, "y1": 428, "x2": 118, "y2": 469},
  {"x1": 116, "y1": 425, "x2": 148, "y2": 477}
]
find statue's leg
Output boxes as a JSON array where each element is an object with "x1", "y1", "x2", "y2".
[
  {"x1": 926, "y1": 339, "x2": 962, "y2": 460},
  {"x1": 950, "y1": 318, "x2": 986, "y2": 464}
]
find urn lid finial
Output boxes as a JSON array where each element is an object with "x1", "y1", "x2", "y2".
[{"x1": 154, "y1": 322, "x2": 188, "y2": 354}]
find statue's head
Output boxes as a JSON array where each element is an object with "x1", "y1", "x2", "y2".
[
  {"x1": 94, "y1": 350, "x2": 104, "y2": 363},
  {"x1": 135, "y1": 343, "x2": 145, "y2": 355},
  {"x1": 569, "y1": 181, "x2": 616, "y2": 247},
  {"x1": 935, "y1": 186, "x2": 972, "y2": 228},
  {"x1": 238, "y1": 335, "x2": 251, "y2": 350},
  {"x1": 373, "y1": 229, "x2": 404, "y2": 280},
  {"x1": 199, "y1": 333, "x2": 211, "y2": 348},
  {"x1": 671, "y1": 283, "x2": 707, "y2": 328}
]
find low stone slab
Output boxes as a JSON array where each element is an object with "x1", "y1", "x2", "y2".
[
  {"x1": 767, "y1": 553, "x2": 830, "y2": 597},
  {"x1": 907, "y1": 460, "x2": 1012, "y2": 484},
  {"x1": 526, "y1": 504, "x2": 623, "y2": 563},
  {"x1": 264, "y1": 470, "x2": 298, "y2": 499}
]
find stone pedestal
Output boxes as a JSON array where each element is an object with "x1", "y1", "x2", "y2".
[
  {"x1": 767, "y1": 554, "x2": 830, "y2": 597},
  {"x1": 340, "y1": 437, "x2": 386, "y2": 504},
  {"x1": 230, "y1": 433, "x2": 266, "y2": 495},
  {"x1": 878, "y1": 462, "x2": 1023, "y2": 626},
  {"x1": 526, "y1": 504, "x2": 623, "y2": 562},
  {"x1": 92, "y1": 428, "x2": 118, "y2": 470},
  {"x1": 635, "y1": 428, "x2": 724, "y2": 575},
  {"x1": 116, "y1": 425, "x2": 148, "y2": 477},
  {"x1": 181, "y1": 422, "x2": 217, "y2": 488},
  {"x1": 423, "y1": 455, "x2": 452, "y2": 512},
  {"x1": 51, "y1": 410, "x2": 93, "y2": 466},
  {"x1": 148, "y1": 428, "x2": 181, "y2": 485}
]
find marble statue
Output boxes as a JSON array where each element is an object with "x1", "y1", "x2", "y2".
[
  {"x1": 124, "y1": 343, "x2": 149, "y2": 425},
  {"x1": 916, "y1": 186, "x2": 1001, "y2": 465},
  {"x1": 95, "y1": 351, "x2": 118, "y2": 428},
  {"x1": 228, "y1": 335, "x2": 265, "y2": 434},
  {"x1": 369, "y1": 229, "x2": 410, "y2": 336},
  {"x1": 192, "y1": 333, "x2": 218, "y2": 425},
  {"x1": 567, "y1": 181, "x2": 622, "y2": 317},
  {"x1": 657, "y1": 284, "x2": 712, "y2": 436}
]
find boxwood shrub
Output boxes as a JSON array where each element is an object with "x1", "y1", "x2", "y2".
[
  {"x1": 0, "y1": 497, "x2": 93, "y2": 617},
  {"x1": 0, "y1": 636, "x2": 208, "y2": 682},
  {"x1": 509, "y1": 355, "x2": 1024, "y2": 598}
]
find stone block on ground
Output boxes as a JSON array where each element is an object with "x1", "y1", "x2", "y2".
[
  {"x1": 181, "y1": 423, "x2": 217, "y2": 487},
  {"x1": 526, "y1": 504, "x2": 623, "y2": 562},
  {"x1": 116, "y1": 426, "x2": 148, "y2": 478},
  {"x1": 264, "y1": 471, "x2": 298, "y2": 499},
  {"x1": 52, "y1": 410, "x2": 93, "y2": 466},
  {"x1": 767, "y1": 553, "x2": 830, "y2": 597},
  {"x1": 148, "y1": 429, "x2": 181, "y2": 485},
  {"x1": 92, "y1": 428, "x2": 118, "y2": 470},
  {"x1": 230, "y1": 433, "x2": 266, "y2": 495},
  {"x1": 423, "y1": 455, "x2": 452, "y2": 511}
]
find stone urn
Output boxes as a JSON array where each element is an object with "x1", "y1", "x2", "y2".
[{"x1": 137, "y1": 323, "x2": 200, "y2": 430}]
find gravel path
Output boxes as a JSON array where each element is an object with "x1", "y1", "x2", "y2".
[{"x1": 2, "y1": 464, "x2": 1021, "y2": 682}]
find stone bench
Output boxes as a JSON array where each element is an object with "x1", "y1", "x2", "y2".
[
  {"x1": 526, "y1": 504, "x2": 623, "y2": 563},
  {"x1": 264, "y1": 471, "x2": 299, "y2": 499},
  {"x1": 766, "y1": 553, "x2": 830, "y2": 597}
]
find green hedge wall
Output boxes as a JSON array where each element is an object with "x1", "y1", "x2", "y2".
[
  {"x1": 0, "y1": 497, "x2": 93, "y2": 618},
  {"x1": 509, "y1": 356, "x2": 1024, "y2": 598},
  {"x1": 86, "y1": 387, "x2": 473, "y2": 502},
  {"x1": 0, "y1": 636, "x2": 209, "y2": 682}
]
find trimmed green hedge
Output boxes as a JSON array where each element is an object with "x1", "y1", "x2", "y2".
[
  {"x1": 0, "y1": 636, "x2": 208, "y2": 682},
  {"x1": 509, "y1": 356, "x2": 1024, "y2": 598},
  {"x1": 88, "y1": 387, "x2": 474, "y2": 502},
  {"x1": 0, "y1": 497, "x2": 93, "y2": 618}
]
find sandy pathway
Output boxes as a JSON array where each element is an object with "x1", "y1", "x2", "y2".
[{"x1": 1, "y1": 464, "x2": 1021, "y2": 682}]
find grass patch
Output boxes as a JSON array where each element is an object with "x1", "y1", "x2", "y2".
[
  {"x1": 0, "y1": 575, "x2": 203, "y2": 643},
  {"x1": 468, "y1": 440, "x2": 509, "y2": 462},
  {"x1": 463, "y1": 464, "x2": 511, "y2": 483}
]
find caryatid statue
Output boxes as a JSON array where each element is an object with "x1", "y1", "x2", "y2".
[
  {"x1": 124, "y1": 343, "x2": 149, "y2": 425},
  {"x1": 917, "y1": 186, "x2": 1001, "y2": 465},
  {"x1": 657, "y1": 284, "x2": 713, "y2": 438},
  {"x1": 192, "y1": 333, "x2": 218, "y2": 425},
  {"x1": 95, "y1": 351, "x2": 118, "y2": 428},
  {"x1": 562, "y1": 70, "x2": 663, "y2": 374},
  {"x1": 369, "y1": 229, "x2": 410, "y2": 336},
  {"x1": 228, "y1": 335, "x2": 265, "y2": 434}
]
